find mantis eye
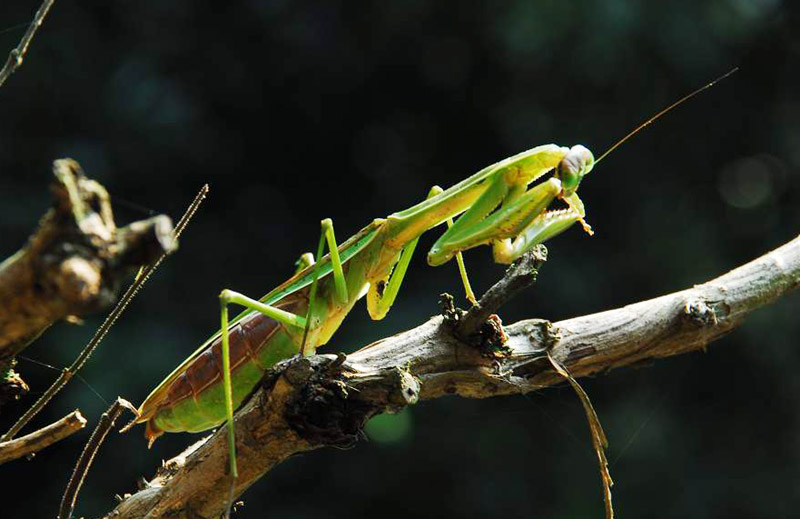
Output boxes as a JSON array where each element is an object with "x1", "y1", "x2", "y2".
[{"x1": 557, "y1": 145, "x2": 594, "y2": 195}]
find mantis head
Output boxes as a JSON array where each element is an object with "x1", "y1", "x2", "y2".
[{"x1": 557, "y1": 145, "x2": 594, "y2": 196}]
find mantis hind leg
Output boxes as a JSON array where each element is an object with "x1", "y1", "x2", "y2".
[
  {"x1": 216, "y1": 220, "x2": 350, "y2": 513},
  {"x1": 217, "y1": 289, "x2": 308, "y2": 516}
]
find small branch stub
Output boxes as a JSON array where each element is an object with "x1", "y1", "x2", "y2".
[
  {"x1": 285, "y1": 355, "x2": 421, "y2": 448},
  {"x1": 454, "y1": 244, "x2": 547, "y2": 357}
]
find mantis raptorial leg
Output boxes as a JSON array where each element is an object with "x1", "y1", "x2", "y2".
[{"x1": 428, "y1": 146, "x2": 594, "y2": 266}]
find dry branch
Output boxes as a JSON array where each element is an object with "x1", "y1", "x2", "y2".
[
  {"x1": 0, "y1": 159, "x2": 176, "y2": 406},
  {"x1": 0, "y1": 0, "x2": 57, "y2": 90},
  {"x1": 0, "y1": 409, "x2": 85, "y2": 465},
  {"x1": 60, "y1": 399, "x2": 138, "y2": 519},
  {"x1": 1, "y1": 184, "x2": 208, "y2": 443},
  {"x1": 106, "y1": 234, "x2": 799, "y2": 519}
]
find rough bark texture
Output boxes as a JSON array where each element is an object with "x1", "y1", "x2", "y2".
[
  {"x1": 0, "y1": 159, "x2": 176, "y2": 405},
  {"x1": 106, "y1": 234, "x2": 799, "y2": 519}
]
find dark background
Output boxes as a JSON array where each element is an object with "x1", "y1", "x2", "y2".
[{"x1": 1, "y1": 1, "x2": 798, "y2": 518}]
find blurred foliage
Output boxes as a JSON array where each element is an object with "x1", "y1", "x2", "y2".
[
  {"x1": 0, "y1": 1, "x2": 798, "y2": 518},
  {"x1": 365, "y1": 409, "x2": 413, "y2": 444}
]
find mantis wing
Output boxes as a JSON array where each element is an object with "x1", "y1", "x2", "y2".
[{"x1": 135, "y1": 222, "x2": 382, "y2": 421}]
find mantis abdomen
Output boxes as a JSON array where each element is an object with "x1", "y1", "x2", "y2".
[{"x1": 143, "y1": 297, "x2": 304, "y2": 441}]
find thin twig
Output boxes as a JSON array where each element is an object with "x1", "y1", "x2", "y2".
[
  {"x1": 0, "y1": 0, "x2": 57, "y2": 90},
  {"x1": 0, "y1": 410, "x2": 85, "y2": 465},
  {"x1": 1, "y1": 185, "x2": 209, "y2": 441},
  {"x1": 59, "y1": 398, "x2": 137, "y2": 519}
]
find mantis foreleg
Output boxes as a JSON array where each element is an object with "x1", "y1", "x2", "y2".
[
  {"x1": 492, "y1": 192, "x2": 592, "y2": 263},
  {"x1": 428, "y1": 145, "x2": 595, "y2": 266},
  {"x1": 429, "y1": 176, "x2": 563, "y2": 265}
]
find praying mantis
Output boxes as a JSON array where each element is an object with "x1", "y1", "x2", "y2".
[
  {"x1": 130, "y1": 70, "x2": 736, "y2": 503},
  {"x1": 134, "y1": 143, "x2": 595, "y2": 451}
]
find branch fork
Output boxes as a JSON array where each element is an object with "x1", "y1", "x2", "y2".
[{"x1": 0, "y1": 159, "x2": 177, "y2": 405}]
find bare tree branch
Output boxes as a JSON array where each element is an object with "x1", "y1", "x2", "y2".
[
  {"x1": 106, "y1": 234, "x2": 799, "y2": 519},
  {"x1": 0, "y1": 159, "x2": 175, "y2": 358},
  {"x1": 1, "y1": 182, "x2": 208, "y2": 441},
  {"x1": 0, "y1": 159, "x2": 176, "y2": 409},
  {"x1": 0, "y1": 410, "x2": 85, "y2": 465},
  {"x1": 0, "y1": 0, "x2": 57, "y2": 90}
]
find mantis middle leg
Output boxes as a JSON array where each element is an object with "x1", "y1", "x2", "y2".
[
  {"x1": 367, "y1": 186, "x2": 477, "y2": 318},
  {"x1": 216, "y1": 218, "x2": 350, "y2": 489}
]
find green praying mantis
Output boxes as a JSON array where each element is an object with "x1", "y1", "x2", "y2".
[
  {"x1": 130, "y1": 70, "x2": 736, "y2": 506},
  {"x1": 134, "y1": 143, "x2": 595, "y2": 444}
]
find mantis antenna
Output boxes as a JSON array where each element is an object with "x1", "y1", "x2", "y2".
[{"x1": 595, "y1": 67, "x2": 738, "y2": 165}]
